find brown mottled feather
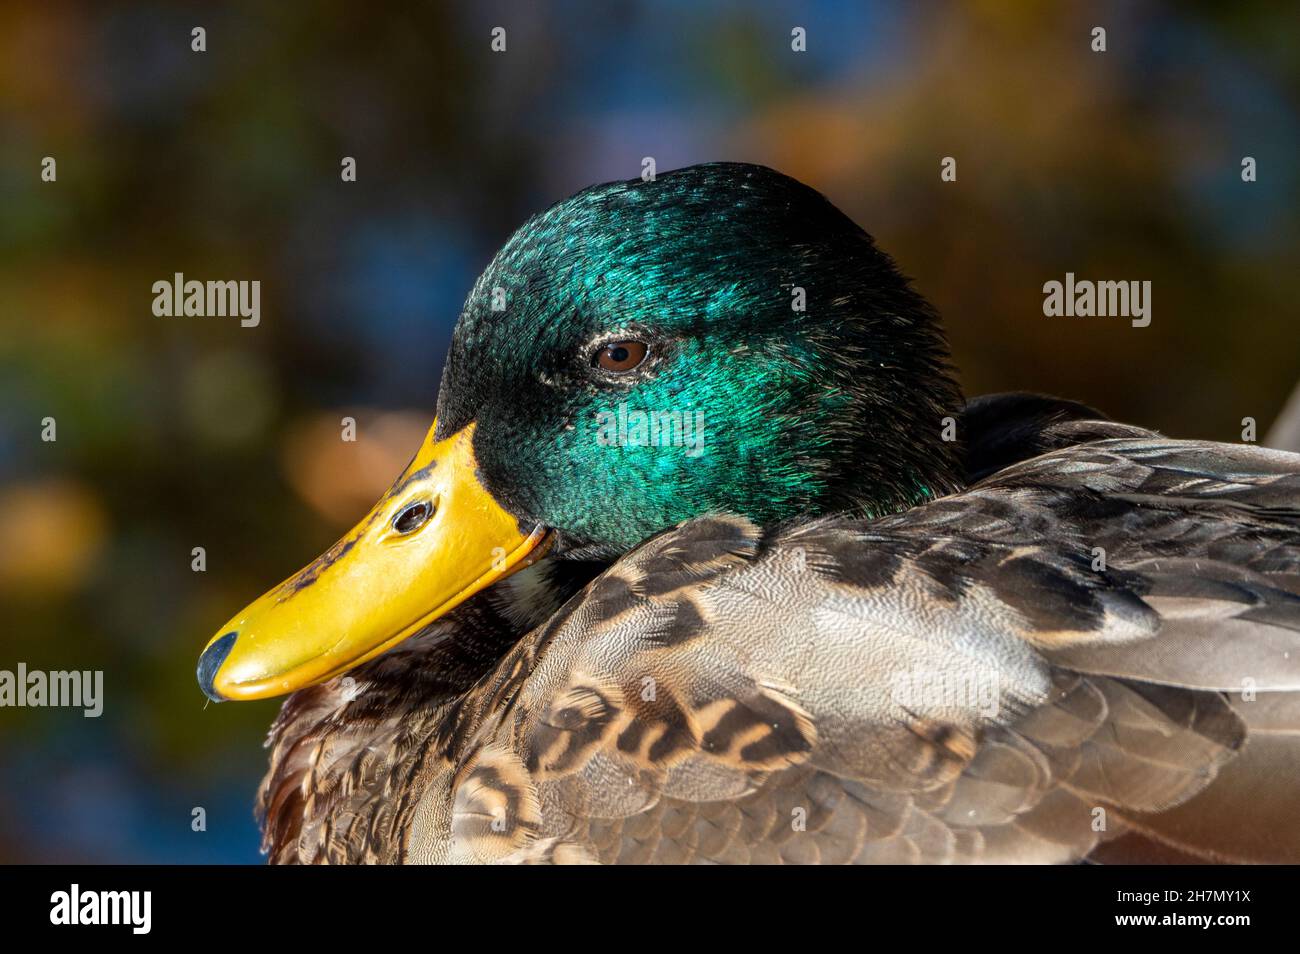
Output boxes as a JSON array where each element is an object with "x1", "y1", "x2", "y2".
[{"x1": 258, "y1": 429, "x2": 1300, "y2": 863}]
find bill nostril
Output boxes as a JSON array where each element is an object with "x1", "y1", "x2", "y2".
[
  {"x1": 392, "y1": 499, "x2": 434, "y2": 534},
  {"x1": 197, "y1": 631, "x2": 238, "y2": 702}
]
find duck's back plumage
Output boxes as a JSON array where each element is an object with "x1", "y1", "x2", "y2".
[{"x1": 258, "y1": 419, "x2": 1300, "y2": 863}]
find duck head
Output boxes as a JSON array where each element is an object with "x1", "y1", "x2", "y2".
[{"x1": 197, "y1": 162, "x2": 963, "y2": 701}]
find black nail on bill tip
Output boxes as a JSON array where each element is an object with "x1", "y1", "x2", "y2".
[{"x1": 197, "y1": 631, "x2": 238, "y2": 702}]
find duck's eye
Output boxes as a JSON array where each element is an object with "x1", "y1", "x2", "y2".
[
  {"x1": 593, "y1": 340, "x2": 648, "y2": 373},
  {"x1": 392, "y1": 500, "x2": 433, "y2": 534}
]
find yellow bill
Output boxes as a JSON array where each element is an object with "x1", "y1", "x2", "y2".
[{"x1": 197, "y1": 421, "x2": 549, "y2": 701}]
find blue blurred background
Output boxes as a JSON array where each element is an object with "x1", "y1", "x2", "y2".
[{"x1": 0, "y1": 1, "x2": 1296, "y2": 862}]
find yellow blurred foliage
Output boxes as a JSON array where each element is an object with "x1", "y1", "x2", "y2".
[
  {"x1": 0, "y1": 479, "x2": 108, "y2": 595},
  {"x1": 280, "y1": 410, "x2": 431, "y2": 525}
]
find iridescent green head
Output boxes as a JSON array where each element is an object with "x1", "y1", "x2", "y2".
[
  {"x1": 197, "y1": 163, "x2": 969, "y2": 701},
  {"x1": 435, "y1": 162, "x2": 963, "y2": 557}
]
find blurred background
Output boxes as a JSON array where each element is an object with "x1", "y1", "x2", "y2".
[{"x1": 0, "y1": 1, "x2": 1296, "y2": 862}]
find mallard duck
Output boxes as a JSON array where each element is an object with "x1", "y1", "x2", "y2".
[{"x1": 198, "y1": 162, "x2": 1300, "y2": 864}]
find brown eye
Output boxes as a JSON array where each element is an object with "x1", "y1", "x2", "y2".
[{"x1": 593, "y1": 340, "x2": 648, "y2": 373}]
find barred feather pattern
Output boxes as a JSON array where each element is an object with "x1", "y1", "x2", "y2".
[{"x1": 259, "y1": 424, "x2": 1300, "y2": 864}]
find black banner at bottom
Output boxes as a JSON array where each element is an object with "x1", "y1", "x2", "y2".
[{"x1": 0, "y1": 863, "x2": 1287, "y2": 940}]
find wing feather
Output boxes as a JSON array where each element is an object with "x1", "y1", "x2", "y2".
[{"x1": 438, "y1": 436, "x2": 1300, "y2": 863}]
